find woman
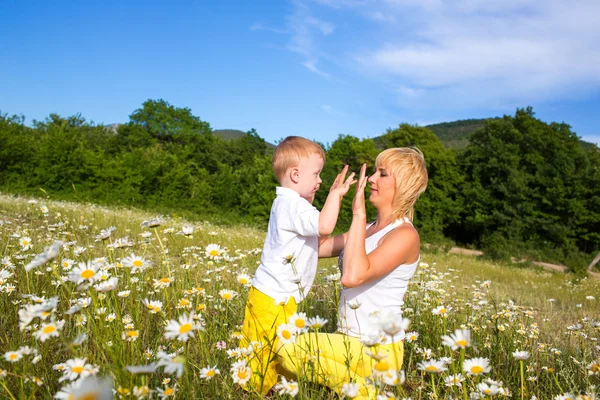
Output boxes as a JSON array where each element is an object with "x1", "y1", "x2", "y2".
[{"x1": 278, "y1": 147, "x2": 428, "y2": 399}]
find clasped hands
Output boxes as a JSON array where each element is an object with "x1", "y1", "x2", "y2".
[{"x1": 329, "y1": 164, "x2": 369, "y2": 218}]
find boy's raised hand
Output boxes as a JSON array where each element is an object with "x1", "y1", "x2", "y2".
[{"x1": 329, "y1": 165, "x2": 357, "y2": 197}]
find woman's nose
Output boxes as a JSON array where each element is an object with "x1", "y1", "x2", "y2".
[{"x1": 367, "y1": 173, "x2": 376, "y2": 184}]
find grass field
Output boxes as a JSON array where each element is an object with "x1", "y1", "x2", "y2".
[{"x1": 0, "y1": 193, "x2": 598, "y2": 399}]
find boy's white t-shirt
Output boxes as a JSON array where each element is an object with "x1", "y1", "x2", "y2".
[{"x1": 252, "y1": 186, "x2": 320, "y2": 304}]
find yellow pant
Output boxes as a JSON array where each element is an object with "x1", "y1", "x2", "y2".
[
  {"x1": 278, "y1": 332, "x2": 404, "y2": 400},
  {"x1": 240, "y1": 287, "x2": 298, "y2": 395}
]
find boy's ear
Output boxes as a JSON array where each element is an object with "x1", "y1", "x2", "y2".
[{"x1": 290, "y1": 167, "x2": 300, "y2": 184}]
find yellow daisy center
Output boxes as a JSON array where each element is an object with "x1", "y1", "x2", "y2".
[
  {"x1": 238, "y1": 369, "x2": 248, "y2": 379},
  {"x1": 132, "y1": 260, "x2": 143, "y2": 267},
  {"x1": 159, "y1": 278, "x2": 171, "y2": 283},
  {"x1": 439, "y1": 308, "x2": 446, "y2": 313},
  {"x1": 63, "y1": 262, "x2": 69, "y2": 267},
  {"x1": 209, "y1": 249, "x2": 219, "y2": 257},
  {"x1": 127, "y1": 330, "x2": 139, "y2": 337},
  {"x1": 80, "y1": 393, "x2": 99, "y2": 400},
  {"x1": 425, "y1": 365, "x2": 439, "y2": 372},
  {"x1": 294, "y1": 320, "x2": 305, "y2": 329},
  {"x1": 9, "y1": 353, "x2": 18, "y2": 360},
  {"x1": 374, "y1": 361, "x2": 390, "y2": 372},
  {"x1": 81, "y1": 269, "x2": 95, "y2": 279},
  {"x1": 72, "y1": 366, "x2": 85, "y2": 374},
  {"x1": 282, "y1": 330, "x2": 292, "y2": 340},
  {"x1": 206, "y1": 370, "x2": 215, "y2": 377},
  {"x1": 239, "y1": 278, "x2": 248, "y2": 284},
  {"x1": 179, "y1": 299, "x2": 190, "y2": 306},
  {"x1": 470, "y1": 366, "x2": 484, "y2": 374},
  {"x1": 179, "y1": 323, "x2": 193, "y2": 334},
  {"x1": 222, "y1": 293, "x2": 232, "y2": 300},
  {"x1": 456, "y1": 340, "x2": 468, "y2": 347},
  {"x1": 43, "y1": 325, "x2": 56, "y2": 334},
  {"x1": 22, "y1": 240, "x2": 29, "y2": 246},
  {"x1": 591, "y1": 364, "x2": 600, "y2": 373},
  {"x1": 164, "y1": 388, "x2": 174, "y2": 396},
  {"x1": 197, "y1": 304, "x2": 206, "y2": 311}
]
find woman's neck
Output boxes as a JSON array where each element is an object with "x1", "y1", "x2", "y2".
[{"x1": 374, "y1": 208, "x2": 394, "y2": 230}]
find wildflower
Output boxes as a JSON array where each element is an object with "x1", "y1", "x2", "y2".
[
  {"x1": 156, "y1": 352, "x2": 186, "y2": 378},
  {"x1": 478, "y1": 382, "x2": 501, "y2": 396},
  {"x1": 307, "y1": 316, "x2": 328, "y2": 329},
  {"x1": 587, "y1": 360, "x2": 600, "y2": 375},
  {"x1": 554, "y1": 394, "x2": 575, "y2": 400},
  {"x1": 54, "y1": 375, "x2": 113, "y2": 400},
  {"x1": 133, "y1": 386, "x2": 151, "y2": 398},
  {"x1": 376, "y1": 310, "x2": 410, "y2": 336},
  {"x1": 230, "y1": 359, "x2": 251, "y2": 385},
  {"x1": 34, "y1": 319, "x2": 65, "y2": 342},
  {"x1": 274, "y1": 376, "x2": 299, "y2": 396},
  {"x1": 341, "y1": 382, "x2": 360, "y2": 398},
  {"x1": 288, "y1": 312, "x2": 309, "y2": 331},
  {"x1": 4, "y1": 350, "x2": 22, "y2": 362},
  {"x1": 417, "y1": 359, "x2": 448, "y2": 374},
  {"x1": 463, "y1": 357, "x2": 491, "y2": 376},
  {"x1": 512, "y1": 350, "x2": 530, "y2": 360},
  {"x1": 141, "y1": 218, "x2": 162, "y2": 228},
  {"x1": 405, "y1": 331, "x2": 419, "y2": 342},
  {"x1": 376, "y1": 392, "x2": 397, "y2": 400},
  {"x1": 347, "y1": 299, "x2": 361, "y2": 310},
  {"x1": 153, "y1": 277, "x2": 173, "y2": 289},
  {"x1": 177, "y1": 225, "x2": 194, "y2": 237},
  {"x1": 164, "y1": 313, "x2": 201, "y2": 342},
  {"x1": 277, "y1": 323, "x2": 297, "y2": 345},
  {"x1": 216, "y1": 341, "x2": 227, "y2": 350},
  {"x1": 236, "y1": 273, "x2": 252, "y2": 286},
  {"x1": 444, "y1": 373, "x2": 464, "y2": 387},
  {"x1": 432, "y1": 305, "x2": 451, "y2": 316},
  {"x1": 19, "y1": 236, "x2": 32, "y2": 251},
  {"x1": 69, "y1": 261, "x2": 100, "y2": 284},
  {"x1": 126, "y1": 363, "x2": 159, "y2": 374},
  {"x1": 123, "y1": 330, "x2": 140, "y2": 342},
  {"x1": 143, "y1": 299, "x2": 163, "y2": 314},
  {"x1": 205, "y1": 244, "x2": 221, "y2": 259},
  {"x1": 122, "y1": 254, "x2": 152, "y2": 273},
  {"x1": 382, "y1": 369, "x2": 405, "y2": 386},
  {"x1": 94, "y1": 227, "x2": 116, "y2": 242},
  {"x1": 441, "y1": 329, "x2": 471, "y2": 350},
  {"x1": 156, "y1": 384, "x2": 177, "y2": 398},
  {"x1": 94, "y1": 277, "x2": 118, "y2": 292},
  {"x1": 219, "y1": 289, "x2": 238, "y2": 301},
  {"x1": 57, "y1": 358, "x2": 98, "y2": 382},
  {"x1": 25, "y1": 240, "x2": 63, "y2": 271},
  {"x1": 199, "y1": 365, "x2": 220, "y2": 380}
]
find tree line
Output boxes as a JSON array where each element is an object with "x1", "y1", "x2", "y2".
[{"x1": 1, "y1": 100, "x2": 598, "y2": 272}]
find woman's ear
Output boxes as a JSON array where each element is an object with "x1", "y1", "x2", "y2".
[{"x1": 290, "y1": 167, "x2": 300, "y2": 184}]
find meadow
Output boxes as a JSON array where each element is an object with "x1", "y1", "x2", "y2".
[{"x1": 0, "y1": 193, "x2": 598, "y2": 399}]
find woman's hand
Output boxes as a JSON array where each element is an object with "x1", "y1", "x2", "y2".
[{"x1": 352, "y1": 163, "x2": 368, "y2": 218}]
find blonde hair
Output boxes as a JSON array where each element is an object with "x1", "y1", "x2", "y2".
[
  {"x1": 272, "y1": 136, "x2": 326, "y2": 183},
  {"x1": 375, "y1": 147, "x2": 428, "y2": 222}
]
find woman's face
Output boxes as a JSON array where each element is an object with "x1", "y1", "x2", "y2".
[{"x1": 368, "y1": 163, "x2": 396, "y2": 208}]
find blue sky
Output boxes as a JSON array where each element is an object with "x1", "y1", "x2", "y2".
[{"x1": 1, "y1": 0, "x2": 599, "y2": 146}]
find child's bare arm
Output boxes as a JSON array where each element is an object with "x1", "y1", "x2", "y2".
[{"x1": 318, "y1": 165, "x2": 355, "y2": 236}]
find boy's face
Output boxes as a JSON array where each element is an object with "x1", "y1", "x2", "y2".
[{"x1": 295, "y1": 153, "x2": 324, "y2": 203}]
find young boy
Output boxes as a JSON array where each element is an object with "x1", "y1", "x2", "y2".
[{"x1": 240, "y1": 136, "x2": 354, "y2": 394}]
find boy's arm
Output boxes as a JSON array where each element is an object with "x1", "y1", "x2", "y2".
[
  {"x1": 318, "y1": 166, "x2": 355, "y2": 236},
  {"x1": 318, "y1": 232, "x2": 348, "y2": 258}
]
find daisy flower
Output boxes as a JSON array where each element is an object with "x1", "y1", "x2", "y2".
[
  {"x1": 143, "y1": 299, "x2": 163, "y2": 314},
  {"x1": 405, "y1": 331, "x2": 419, "y2": 343},
  {"x1": 376, "y1": 392, "x2": 397, "y2": 400},
  {"x1": 58, "y1": 358, "x2": 97, "y2": 382},
  {"x1": 441, "y1": 329, "x2": 471, "y2": 350},
  {"x1": 554, "y1": 394, "x2": 575, "y2": 400},
  {"x1": 199, "y1": 365, "x2": 220, "y2": 380},
  {"x1": 219, "y1": 289, "x2": 238, "y2": 301},
  {"x1": 463, "y1": 357, "x2": 491, "y2": 376},
  {"x1": 153, "y1": 277, "x2": 174, "y2": 289},
  {"x1": 341, "y1": 382, "x2": 359, "y2": 398},
  {"x1": 156, "y1": 351, "x2": 185, "y2": 378},
  {"x1": 19, "y1": 236, "x2": 32, "y2": 251},
  {"x1": 164, "y1": 313, "x2": 201, "y2": 342},
  {"x1": 34, "y1": 319, "x2": 65, "y2": 342},
  {"x1": 375, "y1": 310, "x2": 410, "y2": 336},
  {"x1": 205, "y1": 244, "x2": 221, "y2": 259},
  {"x1": 54, "y1": 376, "x2": 113, "y2": 400},
  {"x1": 177, "y1": 225, "x2": 194, "y2": 237},
  {"x1": 276, "y1": 323, "x2": 297, "y2": 345},
  {"x1": 587, "y1": 360, "x2": 600, "y2": 375},
  {"x1": 69, "y1": 261, "x2": 100, "y2": 284},
  {"x1": 288, "y1": 312, "x2": 309, "y2": 331},
  {"x1": 122, "y1": 254, "x2": 152, "y2": 273},
  {"x1": 444, "y1": 373, "x2": 464, "y2": 387},
  {"x1": 274, "y1": 376, "x2": 299, "y2": 396},
  {"x1": 417, "y1": 359, "x2": 448, "y2": 374},
  {"x1": 307, "y1": 316, "x2": 328, "y2": 329},
  {"x1": 94, "y1": 277, "x2": 118, "y2": 292},
  {"x1": 236, "y1": 273, "x2": 252, "y2": 286},
  {"x1": 432, "y1": 305, "x2": 451, "y2": 316},
  {"x1": 512, "y1": 350, "x2": 530, "y2": 360},
  {"x1": 478, "y1": 382, "x2": 501, "y2": 396},
  {"x1": 4, "y1": 350, "x2": 22, "y2": 362},
  {"x1": 156, "y1": 385, "x2": 177, "y2": 398},
  {"x1": 230, "y1": 360, "x2": 251, "y2": 385}
]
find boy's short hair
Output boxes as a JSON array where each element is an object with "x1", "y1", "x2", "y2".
[{"x1": 272, "y1": 136, "x2": 326, "y2": 183}]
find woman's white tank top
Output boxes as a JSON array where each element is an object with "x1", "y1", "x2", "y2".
[{"x1": 337, "y1": 217, "x2": 419, "y2": 343}]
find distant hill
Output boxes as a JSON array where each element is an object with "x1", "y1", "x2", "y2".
[
  {"x1": 423, "y1": 118, "x2": 597, "y2": 151},
  {"x1": 213, "y1": 129, "x2": 276, "y2": 148}
]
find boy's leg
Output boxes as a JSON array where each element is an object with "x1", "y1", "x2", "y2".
[{"x1": 240, "y1": 287, "x2": 297, "y2": 395}]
